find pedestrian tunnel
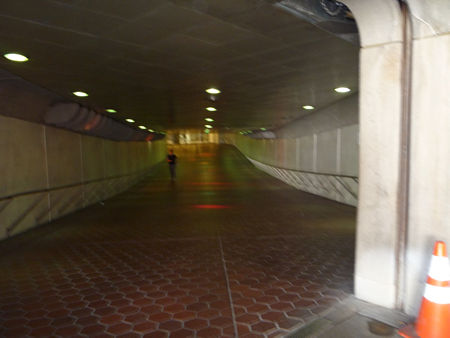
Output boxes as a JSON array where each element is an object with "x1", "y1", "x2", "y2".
[{"x1": 1, "y1": 0, "x2": 450, "y2": 337}]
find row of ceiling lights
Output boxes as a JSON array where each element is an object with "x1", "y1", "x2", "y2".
[
  {"x1": 301, "y1": 87, "x2": 351, "y2": 111},
  {"x1": 240, "y1": 86, "x2": 352, "y2": 135},
  {"x1": 3, "y1": 52, "x2": 164, "y2": 134},
  {"x1": 203, "y1": 88, "x2": 220, "y2": 133},
  {"x1": 71, "y1": 91, "x2": 164, "y2": 133},
  {"x1": 5, "y1": 52, "x2": 352, "y2": 136}
]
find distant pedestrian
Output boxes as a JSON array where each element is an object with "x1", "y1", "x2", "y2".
[{"x1": 167, "y1": 149, "x2": 177, "y2": 180}]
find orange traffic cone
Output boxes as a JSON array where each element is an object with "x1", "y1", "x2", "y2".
[{"x1": 398, "y1": 240, "x2": 450, "y2": 338}]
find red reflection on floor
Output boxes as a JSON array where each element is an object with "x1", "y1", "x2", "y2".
[
  {"x1": 189, "y1": 182, "x2": 233, "y2": 186},
  {"x1": 194, "y1": 205, "x2": 231, "y2": 209}
]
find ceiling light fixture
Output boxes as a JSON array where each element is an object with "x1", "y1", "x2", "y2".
[
  {"x1": 148, "y1": 129, "x2": 154, "y2": 132},
  {"x1": 205, "y1": 125, "x2": 213, "y2": 129},
  {"x1": 205, "y1": 118, "x2": 214, "y2": 122},
  {"x1": 73, "y1": 91, "x2": 88, "y2": 97},
  {"x1": 4, "y1": 53, "x2": 29, "y2": 62},
  {"x1": 138, "y1": 125, "x2": 146, "y2": 130},
  {"x1": 204, "y1": 128, "x2": 211, "y2": 134},
  {"x1": 206, "y1": 88, "x2": 221, "y2": 94},
  {"x1": 206, "y1": 107, "x2": 217, "y2": 112},
  {"x1": 334, "y1": 87, "x2": 351, "y2": 93},
  {"x1": 302, "y1": 105, "x2": 315, "y2": 110},
  {"x1": 260, "y1": 128, "x2": 267, "y2": 131},
  {"x1": 106, "y1": 109, "x2": 117, "y2": 113},
  {"x1": 125, "y1": 118, "x2": 135, "y2": 123}
]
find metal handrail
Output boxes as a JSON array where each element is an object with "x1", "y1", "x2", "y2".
[
  {"x1": 245, "y1": 156, "x2": 358, "y2": 179},
  {"x1": 0, "y1": 170, "x2": 150, "y2": 203}
]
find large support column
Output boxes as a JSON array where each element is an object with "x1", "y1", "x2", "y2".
[
  {"x1": 403, "y1": 1, "x2": 450, "y2": 315},
  {"x1": 341, "y1": 0, "x2": 404, "y2": 308}
]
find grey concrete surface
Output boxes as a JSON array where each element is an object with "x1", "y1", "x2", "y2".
[{"x1": 287, "y1": 296, "x2": 411, "y2": 338}]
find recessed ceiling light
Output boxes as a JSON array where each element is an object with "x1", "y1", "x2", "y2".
[
  {"x1": 138, "y1": 125, "x2": 146, "y2": 130},
  {"x1": 106, "y1": 109, "x2": 117, "y2": 113},
  {"x1": 205, "y1": 118, "x2": 214, "y2": 122},
  {"x1": 204, "y1": 128, "x2": 211, "y2": 134},
  {"x1": 73, "y1": 91, "x2": 88, "y2": 97},
  {"x1": 4, "y1": 53, "x2": 29, "y2": 62},
  {"x1": 334, "y1": 87, "x2": 351, "y2": 93},
  {"x1": 148, "y1": 129, "x2": 154, "y2": 132},
  {"x1": 206, "y1": 107, "x2": 217, "y2": 112},
  {"x1": 205, "y1": 124, "x2": 213, "y2": 129},
  {"x1": 302, "y1": 105, "x2": 315, "y2": 110},
  {"x1": 125, "y1": 118, "x2": 135, "y2": 123},
  {"x1": 206, "y1": 88, "x2": 221, "y2": 94}
]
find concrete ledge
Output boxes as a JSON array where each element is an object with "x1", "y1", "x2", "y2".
[
  {"x1": 287, "y1": 296, "x2": 411, "y2": 338},
  {"x1": 355, "y1": 275, "x2": 396, "y2": 309}
]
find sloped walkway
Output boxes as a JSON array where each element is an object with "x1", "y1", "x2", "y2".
[{"x1": 0, "y1": 144, "x2": 356, "y2": 337}]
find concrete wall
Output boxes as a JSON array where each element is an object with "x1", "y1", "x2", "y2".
[
  {"x1": 0, "y1": 114, "x2": 166, "y2": 240},
  {"x1": 224, "y1": 95, "x2": 359, "y2": 206},
  {"x1": 403, "y1": 0, "x2": 450, "y2": 315}
]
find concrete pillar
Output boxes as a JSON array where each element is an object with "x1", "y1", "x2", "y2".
[
  {"x1": 342, "y1": 0, "x2": 450, "y2": 314},
  {"x1": 403, "y1": 0, "x2": 450, "y2": 315},
  {"x1": 340, "y1": 0, "x2": 404, "y2": 308}
]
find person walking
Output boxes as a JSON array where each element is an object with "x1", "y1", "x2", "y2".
[{"x1": 167, "y1": 149, "x2": 177, "y2": 181}]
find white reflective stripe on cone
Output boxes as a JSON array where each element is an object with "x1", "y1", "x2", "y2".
[
  {"x1": 424, "y1": 284, "x2": 450, "y2": 304},
  {"x1": 428, "y1": 256, "x2": 450, "y2": 281}
]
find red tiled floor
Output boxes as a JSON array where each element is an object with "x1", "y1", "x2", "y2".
[
  {"x1": 159, "y1": 319, "x2": 183, "y2": 331},
  {"x1": 185, "y1": 318, "x2": 209, "y2": 330},
  {"x1": 0, "y1": 144, "x2": 355, "y2": 337},
  {"x1": 144, "y1": 331, "x2": 168, "y2": 338},
  {"x1": 170, "y1": 328, "x2": 195, "y2": 337},
  {"x1": 124, "y1": 312, "x2": 148, "y2": 324},
  {"x1": 80, "y1": 323, "x2": 106, "y2": 335},
  {"x1": 236, "y1": 313, "x2": 260, "y2": 325},
  {"x1": 107, "y1": 322, "x2": 133, "y2": 335},
  {"x1": 29, "y1": 326, "x2": 55, "y2": 336},
  {"x1": 198, "y1": 327, "x2": 222, "y2": 337},
  {"x1": 134, "y1": 321, "x2": 158, "y2": 334},
  {"x1": 173, "y1": 310, "x2": 196, "y2": 321},
  {"x1": 54, "y1": 325, "x2": 81, "y2": 336}
]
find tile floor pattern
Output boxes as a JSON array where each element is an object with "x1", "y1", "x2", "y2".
[{"x1": 0, "y1": 144, "x2": 356, "y2": 337}]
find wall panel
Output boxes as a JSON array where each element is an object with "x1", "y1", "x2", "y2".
[
  {"x1": 316, "y1": 130, "x2": 338, "y2": 174},
  {"x1": 0, "y1": 115, "x2": 166, "y2": 241},
  {"x1": 46, "y1": 127, "x2": 82, "y2": 188},
  {"x1": 0, "y1": 115, "x2": 47, "y2": 196}
]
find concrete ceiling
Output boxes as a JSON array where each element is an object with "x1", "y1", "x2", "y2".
[{"x1": 0, "y1": 0, "x2": 359, "y2": 131}]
